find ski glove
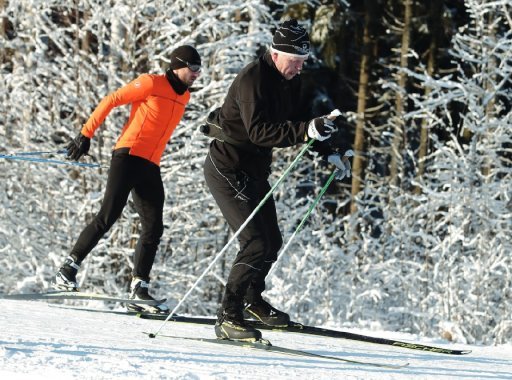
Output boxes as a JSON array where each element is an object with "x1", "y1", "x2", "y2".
[
  {"x1": 66, "y1": 133, "x2": 91, "y2": 161},
  {"x1": 328, "y1": 149, "x2": 354, "y2": 180},
  {"x1": 307, "y1": 117, "x2": 336, "y2": 141}
]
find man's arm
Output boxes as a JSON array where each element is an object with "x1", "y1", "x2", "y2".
[
  {"x1": 237, "y1": 75, "x2": 307, "y2": 148},
  {"x1": 80, "y1": 74, "x2": 154, "y2": 138}
]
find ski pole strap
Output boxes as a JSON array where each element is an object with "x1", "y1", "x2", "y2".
[{"x1": 0, "y1": 153, "x2": 100, "y2": 168}]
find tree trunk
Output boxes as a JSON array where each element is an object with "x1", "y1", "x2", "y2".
[
  {"x1": 350, "y1": 4, "x2": 375, "y2": 215},
  {"x1": 389, "y1": 0, "x2": 412, "y2": 186},
  {"x1": 482, "y1": 13, "x2": 497, "y2": 179},
  {"x1": 415, "y1": 0, "x2": 442, "y2": 193},
  {"x1": 0, "y1": 0, "x2": 6, "y2": 84},
  {"x1": 0, "y1": 0, "x2": 6, "y2": 39},
  {"x1": 74, "y1": 0, "x2": 82, "y2": 126}
]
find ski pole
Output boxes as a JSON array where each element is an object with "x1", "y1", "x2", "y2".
[
  {"x1": 0, "y1": 153, "x2": 101, "y2": 168},
  {"x1": 269, "y1": 149, "x2": 353, "y2": 277},
  {"x1": 149, "y1": 138, "x2": 315, "y2": 338},
  {"x1": 149, "y1": 108, "x2": 342, "y2": 338},
  {"x1": 267, "y1": 169, "x2": 339, "y2": 278},
  {"x1": 9, "y1": 150, "x2": 67, "y2": 156}
]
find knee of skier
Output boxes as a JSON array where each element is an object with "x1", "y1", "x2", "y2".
[
  {"x1": 242, "y1": 236, "x2": 266, "y2": 257},
  {"x1": 140, "y1": 221, "x2": 164, "y2": 243},
  {"x1": 93, "y1": 215, "x2": 115, "y2": 234},
  {"x1": 245, "y1": 237, "x2": 281, "y2": 262}
]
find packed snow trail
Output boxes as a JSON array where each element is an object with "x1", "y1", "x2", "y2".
[{"x1": 0, "y1": 299, "x2": 511, "y2": 379}]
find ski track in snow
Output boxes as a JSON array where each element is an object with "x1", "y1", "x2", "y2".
[{"x1": 0, "y1": 300, "x2": 511, "y2": 379}]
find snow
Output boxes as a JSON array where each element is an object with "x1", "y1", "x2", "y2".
[{"x1": 1, "y1": 300, "x2": 511, "y2": 379}]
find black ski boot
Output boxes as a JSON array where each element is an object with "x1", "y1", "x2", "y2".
[
  {"x1": 127, "y1": 278, "x2": 169, "y2": 314},
  {"x1": 215, "y1": 309, "x2": 262, "y2": 341},
  {"x1": 244, "y1": 299, "x2": 290, "y2": 327},
  {"x1": 53, "y1": 256, "x2": 80, "y2": 291}
]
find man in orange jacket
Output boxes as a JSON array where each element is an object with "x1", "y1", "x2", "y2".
[{"x1": 54, "y1": 45, "x2": 201, "y2": 313}]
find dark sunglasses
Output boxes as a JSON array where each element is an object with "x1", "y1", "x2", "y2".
[{"x1": 175, "y1": 57, "x2": 201, "y2": 72}]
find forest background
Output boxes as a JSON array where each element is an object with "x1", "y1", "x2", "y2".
[{"x1": 0, "y1": 0, "x2": 510, "y2": 345}]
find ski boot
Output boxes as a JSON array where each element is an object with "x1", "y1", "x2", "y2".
[
  {"x1": 53, "y1": 256, "x2": 80, "y2": 291},
  {"x1": 244, "y1": 299, "x2": 290, "y2": 327},
  {"x1": 127, "y1": 278, "x2": 169, "y2": 314},
  {"x1": 215, "y1": 308, "x2": 262, "y2": 342}
]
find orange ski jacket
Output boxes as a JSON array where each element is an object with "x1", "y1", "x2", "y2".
[{"x1": 81, "y1": 74, "x2": 190, "y2": 166}]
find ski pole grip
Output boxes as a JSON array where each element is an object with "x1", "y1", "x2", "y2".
[
  {"x1": 199, "y1": 123, "x2": 224, "y2": 140},
  {"x1": 326, "y1": 109, "x2": 342, "y2": 121},
  {"x1": 199, "y1": 124, "x2": 210, "y2": 135}
]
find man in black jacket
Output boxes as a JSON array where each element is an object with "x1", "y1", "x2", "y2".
[{"x1": 203, "y1": 19, "x2": 348, "y2": 341}]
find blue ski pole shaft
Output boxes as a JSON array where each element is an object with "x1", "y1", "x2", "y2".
[
  {"x1": 151, "y1": 139, "x2": 316, "y2": 338},
  {"x1": 0, "y1": 153, "x2": 101, "y2": 168},
  {"x1": 11, "y1": 150, "x2": 67, "y2": 156}
]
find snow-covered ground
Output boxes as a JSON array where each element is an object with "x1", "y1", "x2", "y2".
[{"x1": 0, "y1": 299, "x2": 511, "y2": 380}]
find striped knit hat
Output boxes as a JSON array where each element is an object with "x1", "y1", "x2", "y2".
[{"x1": 271, "y1": 19, "x2": 310, "y2": 58}]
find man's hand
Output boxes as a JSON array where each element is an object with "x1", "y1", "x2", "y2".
[
  {"x1": 66, "y1": 133, "x2": 91, "y2": 161},
  {"x1": 307, "y1": 117, "x2": 336, "y2": 141},
  {"x1": 328, "y1": 149, "x2": 354, "y2": 180}
]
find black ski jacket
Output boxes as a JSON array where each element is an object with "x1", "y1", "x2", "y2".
[{"x1": 208, "y1": 51, "x2": 308, "y2": 179}]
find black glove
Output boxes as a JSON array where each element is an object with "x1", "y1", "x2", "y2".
[
  {"x1": 66, "y1": 133, "x2": 91, "y2": 161},
  {"x1": 307, "y1": 117, "x2": 336, "y2": 141}
]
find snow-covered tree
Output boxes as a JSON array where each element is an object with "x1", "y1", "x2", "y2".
[
  {"x1": 356, "y1": 0, "x2": 512, "y2": 343},
  {"x1": 0, "y1": 0, "x2": 277, "y2": 311},
  {"x1": 1, "y1": 0, "x2": 510, "y2": 344}
]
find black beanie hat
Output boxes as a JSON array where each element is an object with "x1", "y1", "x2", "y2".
[
  {"x1": 271, "y1": 19, "x2": 310, "y2": 58},
  {"x1": 169, "y1": 45, "x2": 201, "y2": 70}
]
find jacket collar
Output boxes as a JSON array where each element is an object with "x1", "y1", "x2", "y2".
[
  {"x1": 263, "y1": 50, "x2": 287, "y2": 81},
  {"x1": 165, "y1": 69, "x2": 188, "y2": 95}
]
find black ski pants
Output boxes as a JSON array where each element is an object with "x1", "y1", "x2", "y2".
[
  {"x1": 203, "y1": 153, "x2": 283, "y2": 314},
  {"x1": 69, "y1": 149, "x2": 164, "y2": 280}
]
